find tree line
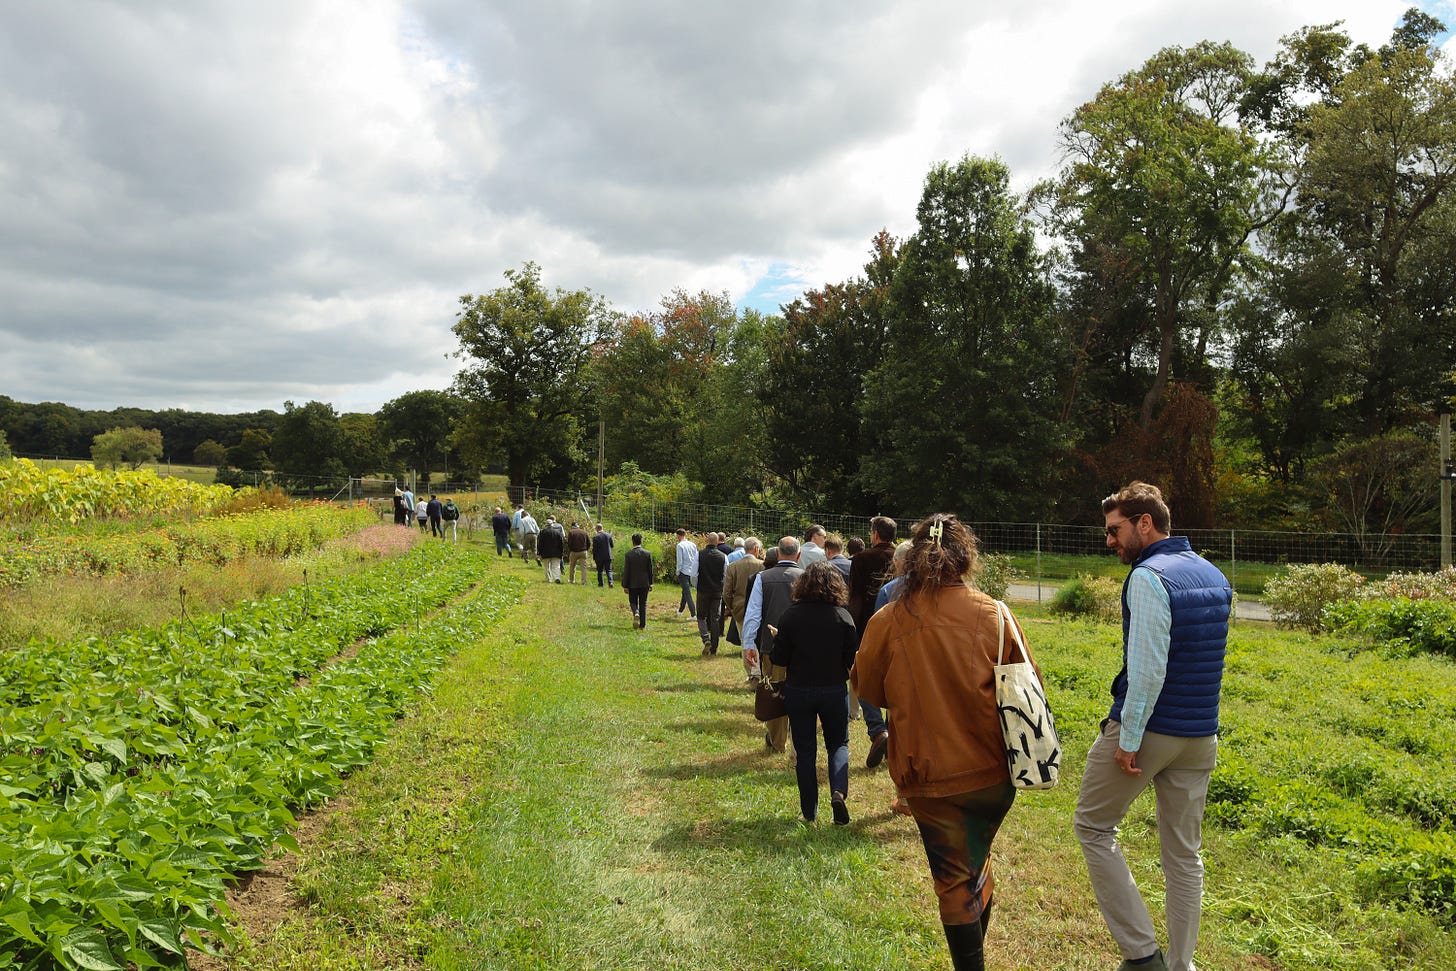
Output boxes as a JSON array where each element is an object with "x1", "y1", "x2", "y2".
[
  {"x1": 4, "y1": 12, "x2": 1453, "y2": 534},
  {"x1": 457, "y1": 13, "x2": 1456, "y2": 535}
]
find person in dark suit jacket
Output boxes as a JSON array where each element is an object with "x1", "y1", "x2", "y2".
[
  {"x1": 621, "y1": 533, "x2": 655, "y2": 629},
  {"x1": 697, "y1": 532, "x2": 729, "y2": 656},
  {"x1": 591, "y1": 524, "x2": 616, "y2": 588}
]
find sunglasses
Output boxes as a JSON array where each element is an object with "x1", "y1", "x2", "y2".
[{"x1": 1105, "y1": 513, "x2": 1145, "y2": 537}]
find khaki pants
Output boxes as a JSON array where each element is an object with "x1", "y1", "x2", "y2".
[
  {"x1": 1074, "y1": 721, "x2": 1216, "y2": 971},
  {"x1": 567, "y1": 550, "x2": 590, "y2": 583}
]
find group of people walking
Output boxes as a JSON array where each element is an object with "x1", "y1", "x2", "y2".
[
  {"x1": 478, "y1": 482, "x2": 1231, "y2": 971},
  {"x1": 390, "y1": 487, "x2": 460, "y2": 540},
  {"x1": 633, "y1": 484, "x2": 1230, "y2": 971},
  {"x1": 489, "y1": 503, "x2": 619, "y2": 588}
]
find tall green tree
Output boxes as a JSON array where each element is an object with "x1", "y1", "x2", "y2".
[
  {"x1": 861, "y1": 155, "x2": 1068, "y2": 520},
  {"x1": 1050, "y1": 41, "x2": 1284, "y2": 431},
  {"x1": 377, "y1": 390, "x2": 461, "y2": 487},
  {"x1": 451, "y1": 263, "x2": 614, "y2": 491},
  {"x1": 761, "y1": 232, "x2": 899, "y2": 511},
  {"x1": 339, "y1": 413, "x2": 388, "y2": 478},
  {"x1": 1230, "y1": 10, "x2": 1456, "y2": 479},
  {"x1": 1298, "y1": 39, "x2": 1456, "y2": 433},
  {"x1": 226, "y1": 429, "x2": 272, "y2": 471},
  {"x1": 90, "y1": 426, "x2": 163, "y2": 470},
  {"x1": 271, "y1": 400, "x2": 348, "y2": 486}
]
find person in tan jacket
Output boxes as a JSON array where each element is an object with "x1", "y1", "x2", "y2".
[
  {"x1": 852, "y1": 513, "x2": 1031, "y2": 971},
  {"x1": 722, "y1": 537, "x2": 765, "y2": 648}
]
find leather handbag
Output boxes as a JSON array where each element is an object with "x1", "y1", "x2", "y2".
[
  {"x1": 993, "y1": 600, "x2": 1061, "y2": 789},
  {"x1": 754, "y1": 677, "x2": 786, "y2": 721}
]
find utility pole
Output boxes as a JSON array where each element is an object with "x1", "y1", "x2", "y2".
[
  {"x1": 596, "y1": 420, "x2": 605, "y2": 521},
  {"x1": 1441, "y1": 410, "x2": 1453, "y2": 569}
]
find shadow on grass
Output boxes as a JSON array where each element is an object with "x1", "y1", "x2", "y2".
[
  {"x1": 643, "y1": 747, "x2": 790, "y2": 782},
  {"x1": 651, "y1": 815, "x2": 865, "y2": 856},
  {"x1": 652, "y1": 681, "x2": 745, "y2": 695},
  {"x1": 666, "y1": 716, "x2": 760, "y2": 736}
]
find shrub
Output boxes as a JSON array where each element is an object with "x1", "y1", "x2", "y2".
[
  {"x1": 1359, "y1": 567, "x2": 1456, "y2": 602},
  {"x1": 1325, "y1": 598, "x2": 1456, "y2": 659},
  {"x1": 1263, "y1": 562, "x2": 1365, "y2": 632},
  {"x1": 974, "y1": 552, "x2": 1020, "y2": 601},
  {"x1": 1048, "y1": 574, "x2": 1121, "y2": 622}
]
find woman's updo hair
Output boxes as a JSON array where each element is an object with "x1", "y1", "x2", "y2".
[
  {"x1": 900, "y1": 513, "x2": 980, "y2": 601},
  {"x1": 791, "y1": 560, "x2": 849, "y2": 606}
]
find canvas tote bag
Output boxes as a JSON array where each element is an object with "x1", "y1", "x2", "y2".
[{"x1": 993, "y1": 599, "x2": 1061, "y2": 789}]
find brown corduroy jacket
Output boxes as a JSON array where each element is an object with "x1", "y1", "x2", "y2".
[{"x1": 852, "y1": 583, "x2": 1033, "y2": 798}]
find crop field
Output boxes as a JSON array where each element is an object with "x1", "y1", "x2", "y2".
[
  {"x1": 4, "y1": 468, "x2": 1455, "y2": 970},
  {"x1": 0, "y1": 540, "x2": 522, "y2": 969}
]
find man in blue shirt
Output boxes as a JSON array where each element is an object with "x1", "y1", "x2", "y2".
[
  {"x1": 674, "y1": 528, "x2": 699, "y2": 618},
  {"x1": 1075, "y1": 482, "x2": 1231, "y2": 971}
]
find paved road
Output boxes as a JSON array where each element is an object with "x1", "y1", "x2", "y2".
[{"x1": 1005, "y1": 581, "x2": 1272, "y2": 622}]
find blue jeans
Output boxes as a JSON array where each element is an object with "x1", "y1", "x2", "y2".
[
  {"x1": 783, "y1": 683, "x2": 850, "y2": 821},
  {"x1": 596, "y1": 559, "x2": 613, "y2": 586},
  {"x1": 494, "y1": 532, "x2": 510, "y2": 555},
  {"x1": 861, "y1": 700, "x2": 887, "y2": 739}
]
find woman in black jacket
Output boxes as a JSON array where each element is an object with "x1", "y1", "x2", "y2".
[{"x1": 769, "y1": 561, "x2": 860, "y2": 824}]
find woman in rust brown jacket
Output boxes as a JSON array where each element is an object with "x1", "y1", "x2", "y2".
[{"x1": 852, "y1": 513, "x2": 1029, "y2": 971}]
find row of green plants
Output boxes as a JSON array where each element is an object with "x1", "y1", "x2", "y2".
[
  {"x1": 0, "y1": 542, "x2": 523, "y2": 970},
  {"x1": 0, "y1": 460, "x2": 237, "y2": 528},
  {"x1": 0, "y1": 503, "x2": 376, "y2": 589}
]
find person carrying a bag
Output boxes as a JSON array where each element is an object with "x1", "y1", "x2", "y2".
[
  {"x1": 769, "y1": 561, "x2": 859, "y2": 825},
  {"x1": 852, "y1": 514, "x2": 1032, "y2": 971}
]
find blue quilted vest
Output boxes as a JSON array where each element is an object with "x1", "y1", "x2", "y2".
[{"x1": 1108, "y1": 535, "x2": 1231, "y2": 737}]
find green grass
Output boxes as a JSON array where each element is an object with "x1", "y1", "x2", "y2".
[{"x1": 206, "y1": 557, "x2": 1456, "y2": 971}]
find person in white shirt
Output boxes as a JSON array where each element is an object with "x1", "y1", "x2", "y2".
[
  {"x1": 799, "y1": 524, "x2": 827, "y2": 566},
  {"x1": 674, "y1": 528, "x2": 699, "y2": 618}
]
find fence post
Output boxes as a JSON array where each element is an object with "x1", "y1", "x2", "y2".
[
  {"x1": 1036, "y1": 522, "x2": 1043, "y2": 604},
  {"x1": 1230, "y1": 529, "x2": 1238, "y2": 621}
]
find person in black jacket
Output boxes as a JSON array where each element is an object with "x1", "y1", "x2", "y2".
[
  {"x1": 620, "y1": 533, "x2": 654, "y2": 629},
  {"x1": 697, "y1": 533, "x2": 728, "y2": 656},
  {"x1": 537, "y1": 515, "x2": 566, "y2": 583},
  {"x1": 770, "y1": 561, "x2": 859, "y2": 824}
]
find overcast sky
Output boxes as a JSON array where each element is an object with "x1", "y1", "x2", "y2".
[{"x1": 1, "y1": 1, "x2": 1444, "y2": 415}]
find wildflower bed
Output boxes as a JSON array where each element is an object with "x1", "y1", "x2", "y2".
[
  {"x1": 0, "y1": 541, "x2": 522, "y2": 970},
  {"x1": 0, "y1": 504, "x2": 375, "y2": 588},
  {"x1": 0, "y1": 460, "x2": 235, "y2": 526}
]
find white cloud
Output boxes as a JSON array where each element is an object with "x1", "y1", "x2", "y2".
[{"x1": 0, "y1": 0, "x2": 1420, "y2": 412}]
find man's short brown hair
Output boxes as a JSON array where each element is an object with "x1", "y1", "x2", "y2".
[
  {"x1": 870, "y1": 516, "x2": 896, "y2": 543},
  {"x1": 1102, "y1": 481, "x2": 1171, "y2": 534}
]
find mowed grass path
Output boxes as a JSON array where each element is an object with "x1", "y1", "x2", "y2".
[{"x1": 227, "y1": 553, "x2": 1303, "y2": 971}]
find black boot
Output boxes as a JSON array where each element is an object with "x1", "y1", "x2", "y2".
[{"x1": 942, "y1": 921, "x2": 984, "y2": 971}]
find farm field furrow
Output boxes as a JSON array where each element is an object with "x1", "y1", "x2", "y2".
[{"x1": 0, "y1": 541, "x2": 523, "y2": 971}]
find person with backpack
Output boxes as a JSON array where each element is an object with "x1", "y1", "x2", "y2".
[{"x1": 442, "y1": 497, "x2": 461, "y2": 543}]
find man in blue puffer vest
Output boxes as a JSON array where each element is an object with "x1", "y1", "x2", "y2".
[{"x1": 1075, "y1": 481, "x2": 1231, "y2": 971}]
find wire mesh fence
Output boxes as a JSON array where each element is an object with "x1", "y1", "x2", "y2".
[{"x1": 546, "y1": 491, "x2": 1447, "y2": 586}]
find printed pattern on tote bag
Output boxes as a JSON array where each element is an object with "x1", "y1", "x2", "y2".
[{"x1": 993, "y1": 600, "x2": 1061, "y2": 790}]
